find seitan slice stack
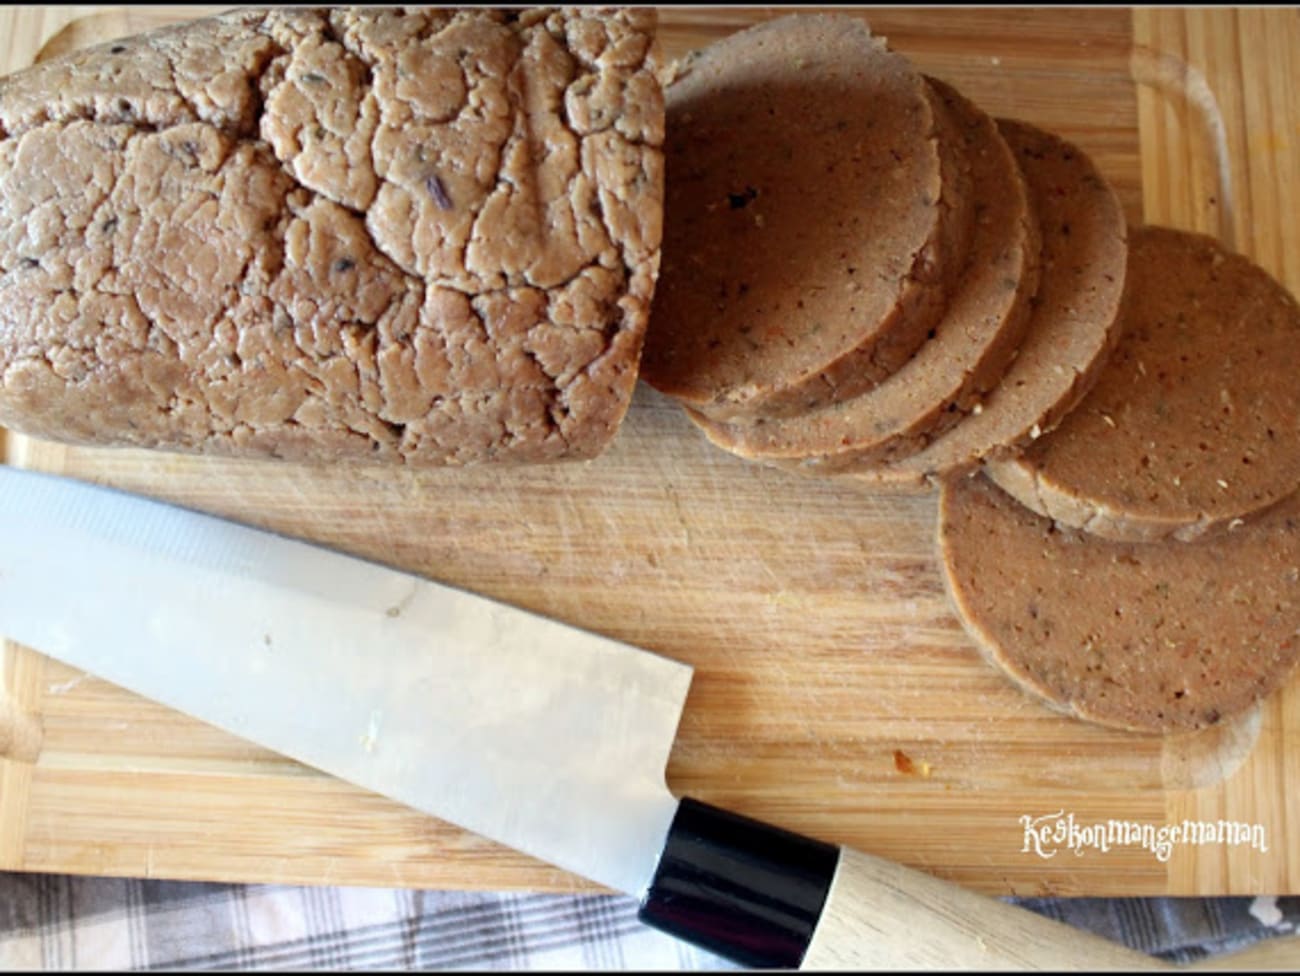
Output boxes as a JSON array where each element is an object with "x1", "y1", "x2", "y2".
[
  {"x1": 0, "y1": 7, "x2": 665, "y2": 465},
  {"x1": 851, "y1": 119, "x2": 1128, "y2": 491},
  {"x1": 986, "y1": 225, "x2": 1300, "y2": 542},
  {"x1": 639, "y1": 14, "x2": 972, "y2": 422},
  {"x1": 688, "y1": 78, "x2": 1039, "y2": 472}
]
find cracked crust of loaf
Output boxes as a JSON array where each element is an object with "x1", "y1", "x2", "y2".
[{"x1": 0, "y1": 7, "x2": 664, "y2": 465}]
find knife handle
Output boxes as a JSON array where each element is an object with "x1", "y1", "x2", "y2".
[
  {"x1": 802, "y1": 844, "x2": 1170, "y2": 970},
  {"x1": 638, "y1": 798, "x2": 1170, "y2": 970}
]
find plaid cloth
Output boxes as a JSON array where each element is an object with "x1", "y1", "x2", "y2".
[
  {"x1": 1, "y1": 874, "x2": 1298, "y2": 970},
  {"x1": 0, "y1": 878, "x2": 732, "y2": 971}
]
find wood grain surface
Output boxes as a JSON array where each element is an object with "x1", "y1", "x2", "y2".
[{"x1": 0, "y1": 6, "x2": 1296, "y2": 898}]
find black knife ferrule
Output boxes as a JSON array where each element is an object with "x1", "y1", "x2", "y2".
[{"x1": 636, "y1": 797, "x2": 840, "y2": 969}]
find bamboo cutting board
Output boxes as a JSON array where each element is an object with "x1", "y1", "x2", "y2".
[{"x1": 1, "y1": 6, "x2": 1298, "y2": 898}]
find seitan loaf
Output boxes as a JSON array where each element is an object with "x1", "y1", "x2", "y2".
[{"x1": 0, "y1": 7, "x2": 664, "y2": 465}]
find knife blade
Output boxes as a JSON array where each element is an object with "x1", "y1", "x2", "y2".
[{"x1": 0, "y1": 466, "x2": 1164, "y2": 970}]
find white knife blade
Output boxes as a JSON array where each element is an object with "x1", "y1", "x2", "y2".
[
  {"x1": 0, "y1": 466, "x2": 1167, "y2": 971},
  {"x1": 0, "y1": 465, "x2": 689, "y2": 898}
]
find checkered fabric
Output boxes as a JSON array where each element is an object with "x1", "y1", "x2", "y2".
[
  {"x1": 2, "y1": 873, "x2": 1299, "y2": 970},
  {"x1": 0, "y1": 879, "x2": 733, "y2": 970}
]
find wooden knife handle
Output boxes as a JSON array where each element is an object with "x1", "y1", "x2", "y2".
[
  {"x1": 638, "y1": 798, "x2": 1169, "y2": 971},
  {"x1": 802, "y1": 845, "x2": 1168, "y2": 970}
]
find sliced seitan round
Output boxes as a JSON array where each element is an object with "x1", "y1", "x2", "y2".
[
  {"x1": 640, "y1": 14, "x2": 972, "y2": 422},
  {"x1": 688, "y1": 78, "x2": 1039, "y2": 471},
  {"x1": 986, "y1": 226, "x2": 1300, "y2": 542},
  {"x1": 850, "y1": 119, "x2": 1128, "y2": 491},
  {"x1": 939, "y1": 473, "x2": 1300, "y2": 734}
]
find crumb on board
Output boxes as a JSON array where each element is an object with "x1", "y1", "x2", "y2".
[{"x1": 893, "y1": 749, "x2": 933, "y2": 777}]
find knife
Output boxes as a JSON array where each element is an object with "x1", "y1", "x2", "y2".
[{"x1": 0, "y1": 466, "x2": 1163, "y2": 970}]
